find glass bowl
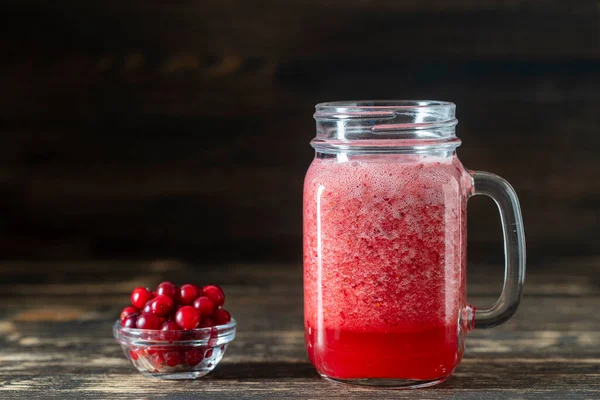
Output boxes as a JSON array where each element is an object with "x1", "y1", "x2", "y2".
[{"x1": 113, "y1": 318, "x2": 236, "y2": 380}]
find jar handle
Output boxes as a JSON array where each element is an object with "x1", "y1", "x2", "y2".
[{"x1": 468, "y1": 171, "x2": 526, "y2": 329}]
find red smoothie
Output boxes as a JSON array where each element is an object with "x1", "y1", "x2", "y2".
[{"x1": 303, "y1": 154, "x2": 471, "y2": 381}]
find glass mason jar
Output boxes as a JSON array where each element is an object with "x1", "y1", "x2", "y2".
[{"x1": 303, "y1": 101, "x2": 525, "y2": 388}]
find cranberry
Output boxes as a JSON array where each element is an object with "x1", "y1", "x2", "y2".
[
  {"x1": 161, "y1": 320, "x2": 180, "y2": 331},
  {"x1": 147, "y1": 346, "x2": 165, "y2": 355},
  {"x1": 148, "y1": 295, "x2": 174, "y2": 317},
  {"x1": 129, "y1": 350, "x2": 139, "y2": 360},
  {"x1": 121, "y1": 313, "x2": 139, "y2": 328},
  {"x1": 202, "y1": 285, "x2": 225, "y2": 307},
  {"x1": 179, "y1": 284, "x2": 198, "y2": 305},
  {"x1": 175, "y1": 306, "x2": 200, "y2": 330},
  {"x1": 131, "y1": 287, "x2": 154, "y2": 309},
  {"x1": 136, "y1": 312, "x2": 163, "y2": 330},
  {"x1": 164, "y1": 351, "x2": 183, "y2": 367},
  {"x1": 205, "y1": 348, "x2": 213, "y2": 358},
  {"x1": 120, "y1": 306, "x2": 139, "y2": 321},
  {"x1": 161, "y1": 321, "x2": 181, "y2": 341},
  {"x1": 156, "y1": 281, "x2": 178, "y2": 300},
  {"x1": 199, "y1": 318, "x2": 215, "y2": 328},
  {"x1": 212, "y1": 308, "x2": 231, "y2": 326},
  {"x1": 186, "y1": 349, "x2": 204, "y2": 366},
  {"x1": 142, "y1": 301, "x2": 152, "y2": 314},
  {"x1": 193, "y1": 296, "x2": 215, "y2": 317}
]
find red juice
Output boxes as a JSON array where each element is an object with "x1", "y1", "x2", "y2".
[{"x1": 303, "y1": 154, "x2": 471, "y2": 381}]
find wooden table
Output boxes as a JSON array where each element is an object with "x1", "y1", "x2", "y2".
[{"x1": 0, "y1": 258, "x2": 598, "y2": 399}]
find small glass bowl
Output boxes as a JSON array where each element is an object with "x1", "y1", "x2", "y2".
[{"x1": 113, "y1": 318, "x2": 236, "y2": 380}]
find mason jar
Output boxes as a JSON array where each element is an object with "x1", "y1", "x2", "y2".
[{"x1": 303, "y1": 100, "x2": 526, "y2": 388}]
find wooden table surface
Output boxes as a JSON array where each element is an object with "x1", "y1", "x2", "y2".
[{"x1": 0, "y1": 258, "x2": 598, "y2": 399}]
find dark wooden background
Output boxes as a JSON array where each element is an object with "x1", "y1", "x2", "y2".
[{"x1": 1, "y1": 0, "x2": 599, "y2": 264}]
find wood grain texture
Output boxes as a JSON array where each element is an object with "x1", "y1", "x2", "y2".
[
  {"x1": 0, "y1": 0, "x2": 599, "y2": 262},
  {"x1": 0, "y1": 258, "x2": 599, "y2": 399},
  {"x1": 4, "y1": 0, "x2": 599, "y2": 60}
]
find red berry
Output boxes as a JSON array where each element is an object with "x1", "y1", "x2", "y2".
[
  {"x1": 186, "y1": 349, "x2": 204, "y2": 366},
  {"x1": 121, "y1": 313, "x2": 139, "y2": 328},
  {"x1": 129, "y1": 350, "x2": 139, "y2": 360},
  {"x1": 147, "y1": 346, "x2": 165, "y2": 355},
  {"x1": 202, "y1": 285, "x2": 225, "y2": 307},
  {"x1": 205, "y1": 349, "x2": 213, "y2": 358},
  {"x1": 175, "y1": 306, "x2": 200, "y2": 330},
  {"x1": 212, "y1": 308, "x2": 231, "y2": 326},
  {"x1": 136, "y1": 312, "x2": 163, "y2": 330},
  {"x1": 164, "y1": 351, "x2": 183, "y2": 367},
  {"x1": 199, "y1": 318, "x2": 215, "y2": 328},
  {"x1": 148, "y1": 295, "x2": 174, "y2": 317},
  {"x1": 161, "y1": 320, "x2": 180, "y2": 331},
  {"x1": 193, "y1": 296, "x2": 215, "y2": 317},
  {"x1": 131, "y1": 287, "x2": 154, "y2": 309},
  {"x1": 160, "y1": 321, "x2": 181, "y2": 341},
  {"x1": 142, "y1": 301, "x2": 152, "y2": 314},
  {"x1": 179, "y1": 284, "x2": 198, "y2": 305},
  {"x1": 156, "y1": 282, "x2": 178, "y2": 300},
  {"x1": 120, "y1": 306, "x2": 139, "y2": 321}
]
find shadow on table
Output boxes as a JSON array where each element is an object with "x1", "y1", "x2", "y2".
[{"x1": 211, "y1": 362, "x2": 318, "y2": 380}]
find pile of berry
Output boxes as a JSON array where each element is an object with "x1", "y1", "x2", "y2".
[{"x1": 120, "y1": 282, "x2": 232, "y2": 330}]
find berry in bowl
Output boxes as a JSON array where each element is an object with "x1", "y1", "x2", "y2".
[{"x1": 114, "y1": 282, "x2": 236, "y2": 380}]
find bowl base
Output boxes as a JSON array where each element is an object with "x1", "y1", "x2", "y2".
[
  {"x1": 320, "y1": 374, "x2": 449, "y2": 389},
  {"x1": 142, "y1": 370, "x2": 211, "y2": 380}
]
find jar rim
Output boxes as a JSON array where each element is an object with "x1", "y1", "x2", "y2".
[
  {"x1": 316, "y1": 99, "x2": 455, "y2": 109},
  {"x1": 314, "y1": 100, "x2": 456, "y2": 121},
  {"x1": 312, "y1": 100, "x2": 460, "y2": 153}
]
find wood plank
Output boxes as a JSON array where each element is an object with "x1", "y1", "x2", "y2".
[
  {"x1": 2, "y1": 56, "x2": 600, "y2": 120},
  {"x1": 3, "y1": 1, "x2": 599, "y2": 60},
  {"x1": 1, "y1": 3, "x2": 599, "y2": 260},
  {"x1": 0, "y1": 360, "x2": 599, "y2": 399},
  {"x1": 0, "y1": 260, "x2": 599, "y2": 398},
  {"x1": 4, "y1": 0, "x2": 593, "y2": 12}
]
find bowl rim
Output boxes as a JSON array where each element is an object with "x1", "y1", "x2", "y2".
[
  {"x1": 113, "y1": 318, "x2": 237, "y2": 345},
  {"x1": 114, "y1": 317, "x2": 236, "y2": 333}
]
